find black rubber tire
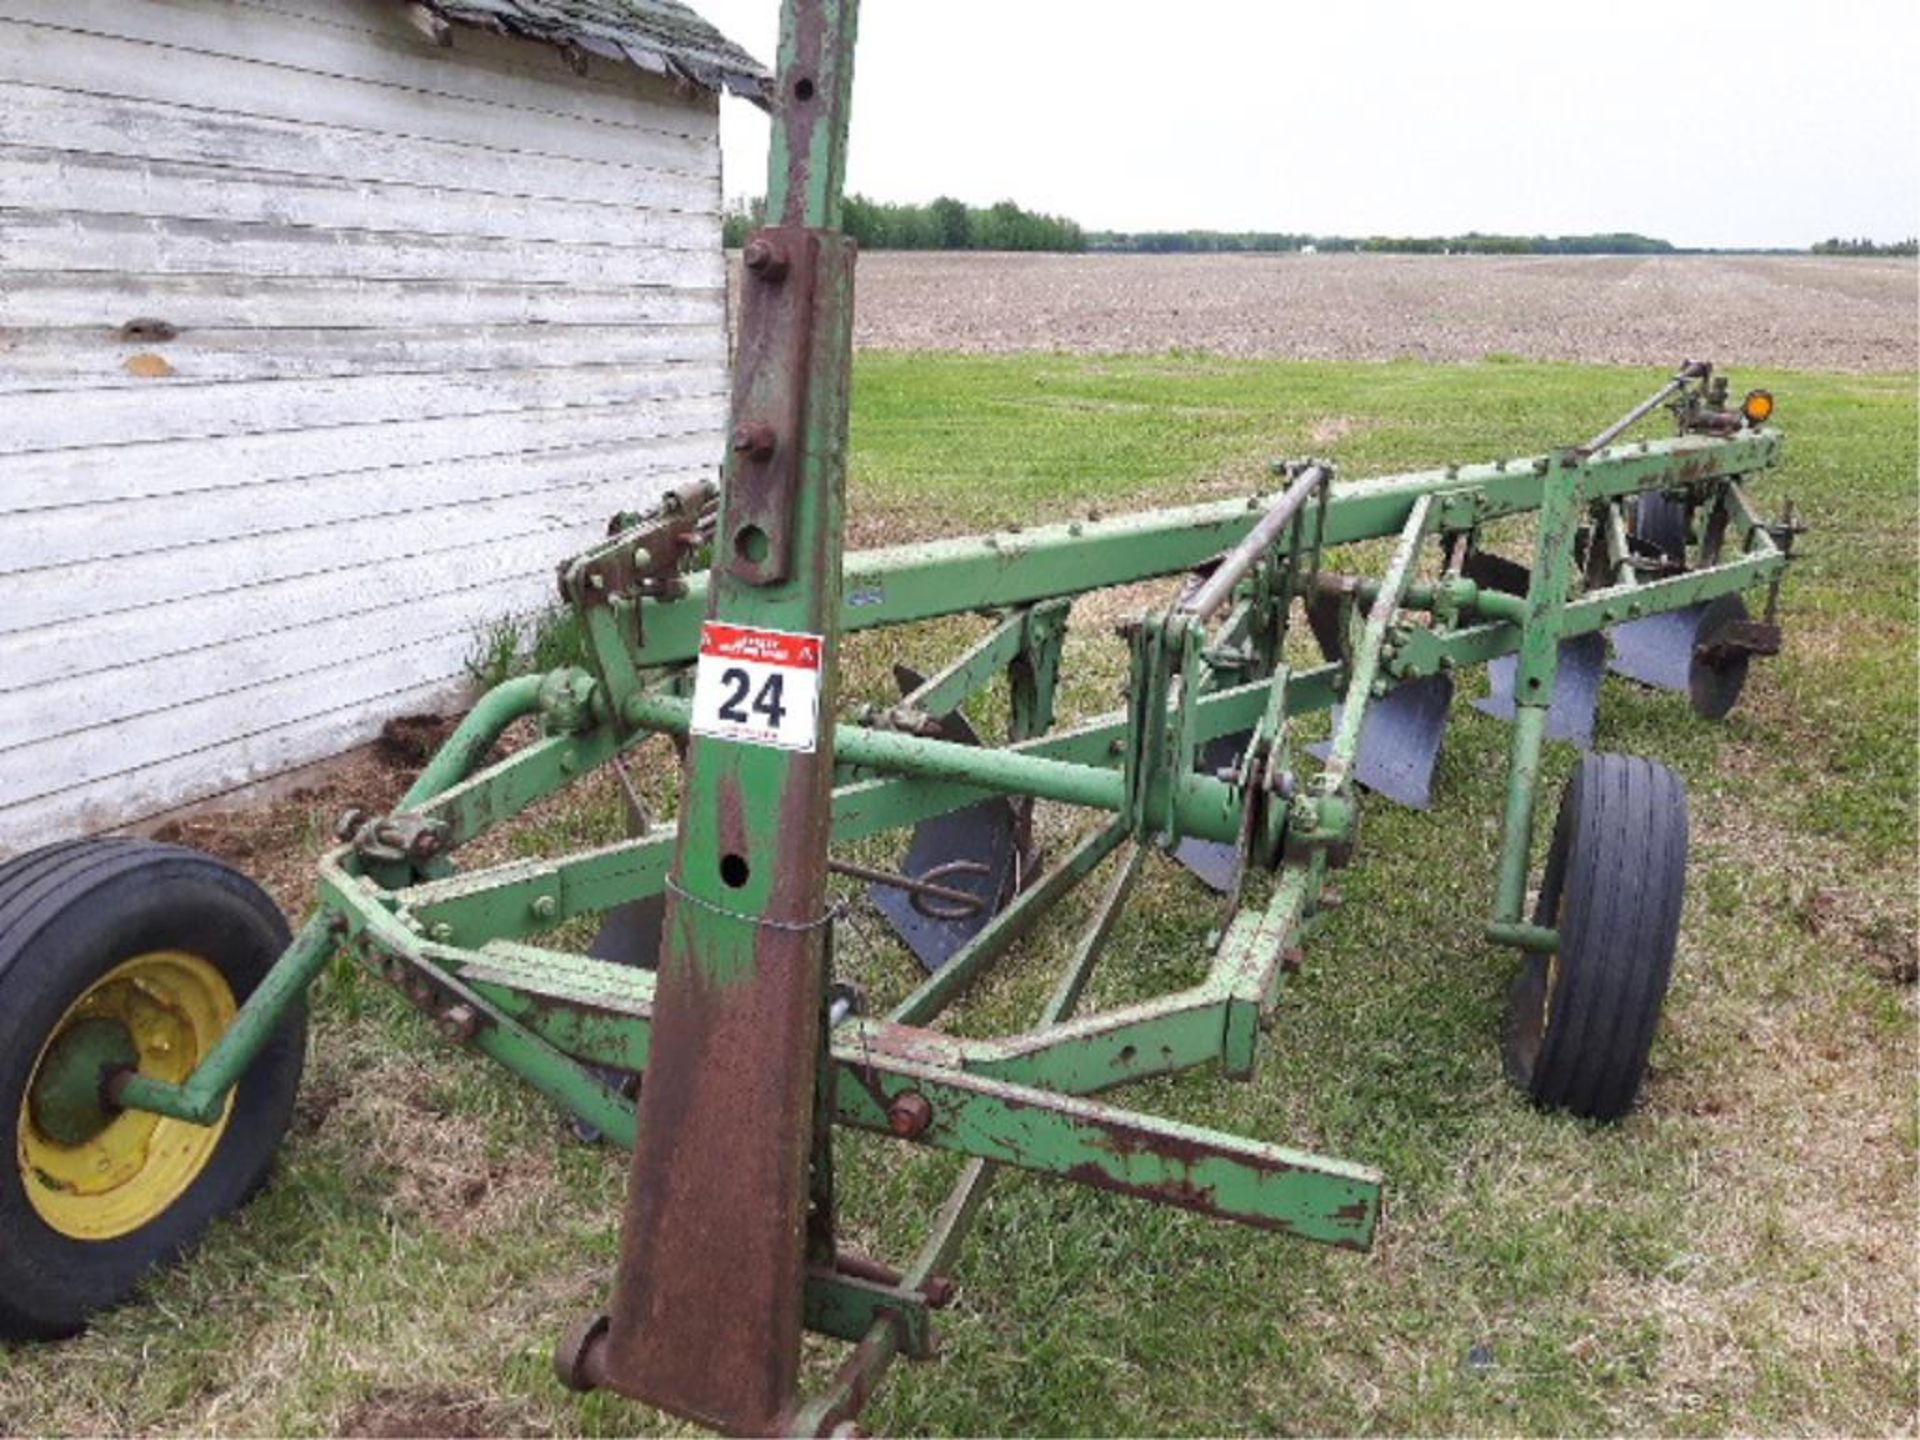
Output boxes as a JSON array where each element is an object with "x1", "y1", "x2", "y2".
[
  {"x1": 0, "y1": 839, "x2": 307, "y2": 1339},
  {"x1": 1634, "y1": 491, "x2": 1691, "y2": 564},
  {"x1": 1503, "y1": 755, "x2": 1688, "y2": 1122}
]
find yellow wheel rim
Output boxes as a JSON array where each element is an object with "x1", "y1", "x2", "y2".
[{"x1": 18, "y1": 951, "x2": 237, "y2": 1240}]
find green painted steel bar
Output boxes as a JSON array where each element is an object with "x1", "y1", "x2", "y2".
[
  {"x1": 791, "y1": 836, "x2": 1148, "y2": 1435},
  {"x1": 1389, "y1": 544, "x2": 1784, "y2": 679},
  {"x1": 348, "y1": 903, "x2": 647, "y2": 1146},
  {"x1": 799, "y1": 1268, "x2": 931, "y2": 1358},
  {"x1": 465, "y1": 986, "x2": 640, "y2": 1147},
  {"x1": 1324, "y1": 496, "x2": 1433, "y2": 783},
  {"x1": 1215, "y1": 862, "x2": 1320, "y2": 1078},
  {"x1": 946, "y1": 985, "x2": 1231, "y2": 1093},
  {"x1": 838, "y1": 721, "x2": 1130, "y2": 817},
  {"x1": 1487, "y1": 921, "x2": 1562, "y2": 952},
  {"x1": 429, "y1": 942, "x2": 1371, "y2": 1247},
  {"x1": 627, "y1": 430, "x2": 1779, "y2": 667},
  {"x1": 1491, "y1": 451, "x2": 1584, "y2": 927},
  {"x1": 887, "y1": 820, "x2": 1128, "y2": 1026},
  {"x1": 1046, "y1": 841, "x2": 1144, "y2": 1024},
  {"x1": 764, "y1": 0, "x2": 856, "y2": 231},
  {"x1": 1216, "y1": 863, "x2": 1317, "y2": 1013},
  {"x1": 1465, "y1": 586, "x2": 1531, "y2": 625},
  {"x1": 109, "y1": 916, "x2": 335, "y2": 1125},
  {"x1": 898, "y1": 608, "x2": 1029, "y2": 717},
  {"x1": 419, "y1": 727, "x2": 626, "y2": 850},
  {"x1": 1491, "y1": 704, "x2": 1551, "y2": 926},
  {"x1": 1603, "y1": 501, "x2": 1635, "y2": 586},
  {"x1": 398, "y1": 674, "x2": 546, "y2": 811},
  {"x1": 623, "y1": 691, "x2": 1241, "y2": 843},
  {"x1": 783, "y1": 1325, "x2": 901, "y2": 1437},
  {"x1": 426, "y1": 891, "x2": 1236, "y2": 1103},
  {"x1": 833, "y1": 1054, "x2": 1383, "y2": 1247}
]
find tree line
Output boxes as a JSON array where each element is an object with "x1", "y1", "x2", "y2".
[
  {"x1": 723, "y1": 195, "x2": 1086, "y2": 252},
  {"x1": 724, "y1": 197, "x2": 1897, "y2": 257},
  {"x1": 1811, "y1": 237, "x2": 1918, "y2": 257}
]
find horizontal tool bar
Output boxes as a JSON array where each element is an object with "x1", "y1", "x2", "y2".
[{"x1": 627, "y1": 431, "x2": 1778, "y2": 668}]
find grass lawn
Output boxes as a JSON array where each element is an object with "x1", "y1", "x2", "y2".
[{"x1": 2, "y1": 356, "x2": 1913, "y2": 1437}]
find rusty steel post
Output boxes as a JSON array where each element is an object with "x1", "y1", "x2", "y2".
[{"x1": 576, "y1": 1, "x2": 863, "y2": 1432}]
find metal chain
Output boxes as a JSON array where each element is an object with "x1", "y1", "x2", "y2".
[
  {"x1": 662, "y1": 877, "x2": 876, "y2": 1076},
  {"x1": 664, "y1": 874, "x2": 849, "y2": 933}
]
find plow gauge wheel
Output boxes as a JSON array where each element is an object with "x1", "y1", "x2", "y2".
[
  {"x1": 0, "y1": 840, "x2": 304, "y2": 1339},
  {"x1": 1503, "y1": 754, "x2": 1686, "y2": 1122}
]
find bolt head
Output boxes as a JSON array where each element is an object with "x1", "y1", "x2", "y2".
[
  {"x1": 731, "y1": 422, "x2": 777, "y2": 461},
  {"x1": 436, "y1": 1004, "x2": 479, "y2": 1044},
  {"x1": 334, "y1": 808, "x2": 367, "y2": 842},
  {"x1": 742, "y1": 238, "x2": 790, "y2": 280},
  {"x1": 887, "y1": 1091, "x2": 934, "y2": 1139}
]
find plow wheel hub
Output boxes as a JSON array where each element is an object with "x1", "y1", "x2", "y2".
[{"x1": 21, "y1": 952, "x2": 237, "y2": 1239}]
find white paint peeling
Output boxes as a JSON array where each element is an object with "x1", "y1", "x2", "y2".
[{"x1": 0, "y1": 0, "x2": 730, "y2": 854}]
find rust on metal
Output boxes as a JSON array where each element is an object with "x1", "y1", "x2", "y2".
[
  {"x1": 886, "y1": 1091, "x2": 933, "y2": 1138},
  {"x1": 586, "y1": 3, "x2": 862, "y2": 1416},
  {"x1": 723, "y1": 227, "x2": 823, "y2": 587},
  {"x1": 599, "y1": 771, "x2": 838, "y2": 1430}
]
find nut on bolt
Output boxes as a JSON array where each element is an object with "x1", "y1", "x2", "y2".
[
  {"x1": 435, "y1": 1004, "x2": 479, "y2": 1044},
  {"x1": 732, "y1": 421, "x2": 777, "y2": 462},
  {"x1": 333, "y1": 808, "x2": 367, "y2": 842},
  {"x1": 887, "y1": 1090, "x2": 934, "y2": 1139},
  {"x1": 741, "y1": 237, "x2": 790, "y2": 281}
]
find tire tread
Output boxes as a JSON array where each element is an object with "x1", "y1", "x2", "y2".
[{"x1": 1510, "y1": 753, "x2": 1688, "y2": 1121}]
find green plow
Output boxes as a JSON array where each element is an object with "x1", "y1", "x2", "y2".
[{"x1": 3, "y1": 0, "x2": 1803, "y2": 1432}]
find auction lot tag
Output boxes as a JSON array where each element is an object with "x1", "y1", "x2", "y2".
[{"x1": 690, "y1": 622, "x2": 825, "y2": 752}]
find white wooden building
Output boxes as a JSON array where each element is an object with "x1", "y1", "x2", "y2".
[{"x1": 0, "y1": 0, "x2": 764, "y2": 854}]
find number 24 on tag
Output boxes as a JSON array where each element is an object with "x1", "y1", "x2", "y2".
[{"x1": 689, "y1": 622, "x2": 825, "y2": 753}]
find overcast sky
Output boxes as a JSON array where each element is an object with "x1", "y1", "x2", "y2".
[{"x1": 693, "y1": 1, "x2": 1919, "y2": 249}]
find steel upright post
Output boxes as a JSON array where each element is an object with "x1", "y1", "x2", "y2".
[{"x1": 582, "y1": 2, "x2": 862, "y2": 1432}]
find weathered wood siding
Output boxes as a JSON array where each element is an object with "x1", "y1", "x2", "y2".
[{"x1": 0, "y1": 0, "x2": 730, "y2": 852}]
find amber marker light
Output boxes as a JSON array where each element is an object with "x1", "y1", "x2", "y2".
[{"x1": 1742, "y1": 389, "x2": 1776, "y2": 425}]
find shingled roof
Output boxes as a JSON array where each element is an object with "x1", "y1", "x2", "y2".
[{"x1": 419, "y1": 0, "x2": 769, "y2": 99}]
